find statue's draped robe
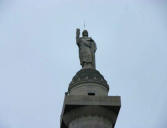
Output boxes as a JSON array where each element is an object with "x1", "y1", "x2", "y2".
[{"x1": 77, "y1": 37, "x2": 97, "y2": 68}]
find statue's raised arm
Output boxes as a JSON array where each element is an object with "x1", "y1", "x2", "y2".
[
  {"x1": 76, "y1": 28, "x2": 97, "y2": 69},
  {"x1": 76, "y1": 28, "x2": 80, "y2": 44}
]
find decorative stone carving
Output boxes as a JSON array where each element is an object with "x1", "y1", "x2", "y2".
[{"x1": 69, "y1": 69, "x2": 109, "y2": 92}]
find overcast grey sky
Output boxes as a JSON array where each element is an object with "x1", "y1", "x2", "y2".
[{"x1": 0, "y1": 0, "x2": 167, "y2": 128}]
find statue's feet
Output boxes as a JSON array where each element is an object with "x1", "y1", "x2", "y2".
[{"x1": 82, "y1": 63, "x2": 93, "y2": 69}]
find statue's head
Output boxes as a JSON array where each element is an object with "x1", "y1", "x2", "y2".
[{"x1": 82, "y1": 30, "x2": 88, "y2": 37}]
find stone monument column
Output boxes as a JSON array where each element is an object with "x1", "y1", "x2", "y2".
[{"x1": 60, "y1": 29, "x2": 121, "y2": 128}]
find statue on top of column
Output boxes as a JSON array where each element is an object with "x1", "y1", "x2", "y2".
[{"x1": 76, "y1": 28, "x2": 97, "y2": 69}]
